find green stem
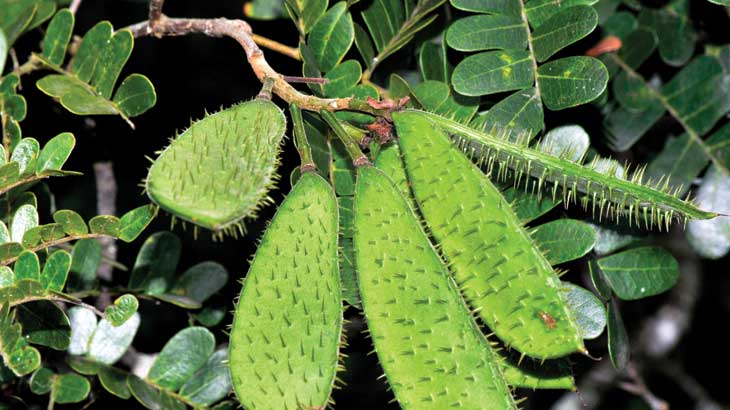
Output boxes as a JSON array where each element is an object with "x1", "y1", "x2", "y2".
[
  {"x1": 289, "y1": 103, "x2": 316, "y2": 173},
  {"x1": 319, "y1": 110, "x2": 370, "y2": 167}
]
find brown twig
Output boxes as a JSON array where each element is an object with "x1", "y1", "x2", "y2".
[
  {"x1": 125, "y1": 16, "x2": 383, "y2": 115},
  {"x1": 251, "y1": 33, "x2": 301, "y2": 60},
  {"x1": 148, "y1": 0, "x2": 165, "y2": 30}
]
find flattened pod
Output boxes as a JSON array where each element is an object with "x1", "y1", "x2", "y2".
[
  {"x1": 229, "y1": 172, "x2": 342, "y2": 410},
  {"x1": 394, "y1": 111, "x2": 584, "y2": 359},
  {"x1": 146, "y1": 99, "x2": 286, "y2": 233},
  {"x1": 354, "y1": 166, "x2": 516, "y2": 410}
]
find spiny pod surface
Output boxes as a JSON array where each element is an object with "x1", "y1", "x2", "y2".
[
  {"x1": 415, "y1": 110, "x2": 715, "y2": 229},
  {"x1": 354, "y1": 166, "x2": 516, "y2": 410},
  {"x1": 229, "y1": 172, "x2": 342, "y2": 410},
  {"x1": 146, "y1": 99, "x2": 286, "y2": 234},
  {"x1": 394, "y1": 111, "x2": 584, "y2": 359}
]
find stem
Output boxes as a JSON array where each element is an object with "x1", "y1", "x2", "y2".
[
  {"x1": 518, "y1": 0, "x2": 542, "y2": 103},
  {"x1": 251, "y1": 33, "x2": 301, "y2": 60},
  {"x1": 319, "y1": 110, "x2": 370, "y2": 167},
  {"x1": 125, "y1": 16, "x2": 385, "y2": 116},
  {"x1": 149, "y1": 0, "x2": 165, "y2": 29},
  {"x1": 69, "y1": 0, "x2": 83, "y2": 14},
  {"x1": 289, "y1": 103, "x2": 316, "y2": 172},
  {"x1": 1, "y1": 233, "x2": 106, "y2": 266}
]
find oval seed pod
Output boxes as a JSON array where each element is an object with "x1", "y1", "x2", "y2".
[
  {"x1": 146, "y1": 99, "x2": 286, "y2": 235},
  {"x1": 394, "y1": 111, "x2": 584, "y2": 359},
  {"x1": 354, "y1": 166, "x2": 516, "y2": 410},
  {"x1": 229, "y1": 172, "x2": 342, "y2": 410}
]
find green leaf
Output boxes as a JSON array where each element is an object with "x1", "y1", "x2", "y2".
[
  {"x1": 687, "y1": 165, "x2": 730, "y2": 259},
  {"x1": 562, "y1": 282, "x2": 606, "y2": 339},
  {"x1": 104, "y1": 294, "x2": 139, "y2": 326},
  {"x1": 112, "y1": 74, "x2": 157, "y2": 117},
  {"x1": 452, "y1": 49, "x2": 533, "y2": 96},
  {"x1": 450, "y1": 0, "x2": 520, "y2": 16},
  {"x1": 35, "y1": 19, "x2": 156, "y2": 123},
  {"x1": 645, "y1": 133, "x2": 708, "y2": 197},
  {"x1": 540, "y1": 124, "x2": 590, "y2": 161},
  {"x1": 638, "y1": 0, "x2": 694, "y2": 67},
  {"x1": 68, "y1": 239, "x2": 101, "y2": 290},
  {"x1": 0, "y1": 305, "x2": 41, "y2": 377},
  {"x1": 607, "y1": 299, "x2": 629, "y2": 369},
  {"x1": 361, "y1": 0, "x2": 405, "y2": 52},
  {"x1": 41, "y1": 8, "x2": 74, "y2": 66},
  {"x1": 178, "y1": 349, "x2": 232, "y2": 406},
  {"x1": 353, "y1": 22, "x2": 375, "y2": 69},
  {"x1": 286, "y1": 0, "x2": 328, "y2": 34},
  {"x1": 447, "y1": 14, "x2": 526, "y2": 52},
  {"x1": 98, "y1": 365, "x2": 131, "y2": 399},
  {"x1": 472, "y1": 88, "x2": 543, "y2": 142},
  {"x1": 147, "y1": 327, "x2": 215, "y2": 391},
  {"x1": 128, "y1": 375, "x2": 186, "y2": 410},
  {"x1": 52, "y1": 373, "x2": 90, "y2": 404},
  {"x1": 36, "y1": 132, "x2": 75, "y2": 173},
  {"x1": 41, "y1": 250, "x2": 71, "y2": 291},
  {"x1": 707, "y1": 123, "x2": 730, "y2": 169},
  {"x1": 589, "y1": 258, "x2": 612, "y2": 301},
  {"x1": 118, "y1": 204, "x2": 157, "y2": 242},
  {"x1": 67, "y1": 306, "x2": 96, "y2": 355},
  {"x1": 419, "y1": 41, "x2": 452, "y2": 83},
  {"x1": 597, "y1": 246, "x2": 680, "y2": 300},
  {"x1": 526, "y1": 0, "x2": 599, "y2": 28},
  {"x1": 128, "y1": 231, "x2": 180, "y2": 295},
  {"x1": 87, "y1": 313, "x2": 140, "y2": 365},
  {"x1": 307, "y1": 2, "x2": 354, "y2": 73},
  {"x1": 88, "y1": 215, "x2": 121, "y2": 236},
  {"x1": 0, "y1": 0, "x2": 36, "y2": 46},
  {"x1": 21, "y1": 223, "x2": 66, "y2": 248},
  {"x1": 412, "y1": 81, "x2": 479, "y2": 124},
  {"x1": 531, "y1": 6, "x2": 598, "y2": 62},
  {"x1": 500, "y1": 183, "x2": 560, "y2": 223},
  {"x1": 195, "y1": 306, "x2": 226, "y2": 327},
  {"x1": 531, "y1": 219, "x2": 596, "y2": 265},
  {"x1": 10, "y1": 138, "x2": 39, "y2": 176},
  {"x1": 601, "y1": 11, "x2": 637, "y2": 41},
  {"x1": 0, "y1": 266, "x2": 13, "y2": 287},
  {"x1": 30, "y1": 367, "x2": 54, "y2": 394},
  {"x1": 66, "y1": 355, "x2": 101, "y2": 375},
  {"x1": 165, "y1": 261, "x2": 227, "y2": 305},
  {"x1": 13, "y1": 250, "x2": 40, "y2": 282},
  {"x1": 537, "y1": 56, "x2": 608, "y2": 110},
  {"x1": 16, "y1": 300, "x2": 71, "y2": 350},
  {"x1": 589, "y1": 223, "x2": 643, "y2": 256},
  {"x1": 0, "y1": 243, "x2": 23, "y2": 263},
  {"x1": 323, "y1": 59, "x2": 361, "y2": 97},
  {"x1": 53, "y1": 209, "x2": 88, "y2": 236}
]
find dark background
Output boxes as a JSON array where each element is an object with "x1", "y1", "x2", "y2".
[{"x1": 10, "y1": 0, "x2": 730, "y2": 408}]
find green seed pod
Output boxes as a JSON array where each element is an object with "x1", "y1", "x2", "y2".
[
  {"x1": 374, "y1": 144, "x2": 415, "y2": 210},
  {"x1": 354, "y1": 166, "x2": 516, "y2": 410},
  {"x1": 229, "y1": 172, "x2": 342, "y2": 410},
  {"x1": 394, "y1": 111, "x2": 584, "y2": 359},
  {"x1": 146, "y1": 99, "x2": 286, "y2": 234},
  {"x1": 414, "y1": 110, "x2": 715, "y2": 230}
]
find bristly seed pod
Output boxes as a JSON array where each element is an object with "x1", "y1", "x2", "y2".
[
  {"x1": 146, "y1": 99, "x2": 286, "y2": 235},
  {"x1": 354, "y1": 166, "x2": 516, "y2": 409},
  {"x1": 395, "y1": 110, "x2": 585, "y2": 360},
  {"x1": 229, "y1": 172, "x2": 342, "y2": 410}
]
